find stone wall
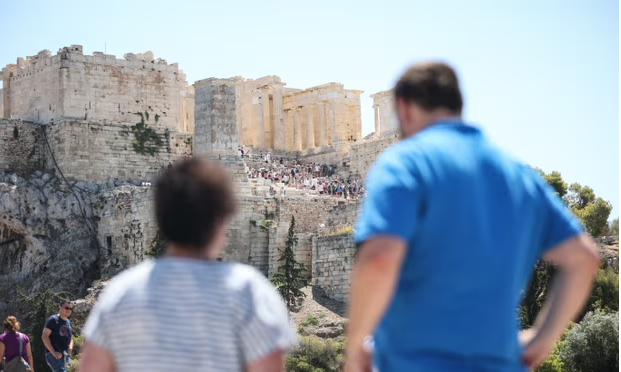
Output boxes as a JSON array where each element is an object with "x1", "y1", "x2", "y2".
[
  {"x1": 45, "y1": 120, "x2": 192, "y2": 183},
  {"x1": 312, "y1": 233, "x2": 356, "y2": 303},
  {"x1": 0, "y1": 119, "x2": 45, "y2": 175},
  {"x1": 279, "y1": 197, "x2": 355, "y2": 234},
  {"x1": 93, "y1": 186, "x2": 156, "y2": 277},
  {"x1": 1, "y1": 46, "x2": 193, "y2": 132},
  {"x1": 193, "y1": 79, "x2": 239, "y2": 156},
  {"x1": 324, "y1": 202, "x2": 360, "y2": 232},
  {"x1": 348, "y1": 135, "x2": 399, "y2": 181},
  {"x1": 370, "y1": 89, "x2": 399, "y2": 136}
]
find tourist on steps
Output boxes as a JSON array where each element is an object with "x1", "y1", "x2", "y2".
[
  {"x1": 345, "y1": 62, "x2": 600, "y2": 372},
  {"x1": 78, "y1": 157, "x2": 296, "y2": 372},
  {"x1": 0, "y1": 316, "x2": 34, "y2": 371},
  {"x1": 42, "y1": 300, "x2": 73, "y2": 372}
]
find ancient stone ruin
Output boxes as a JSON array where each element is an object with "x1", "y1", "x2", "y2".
[{"x1": 0, "y1": 45, "x2": 402, "y2": 322}]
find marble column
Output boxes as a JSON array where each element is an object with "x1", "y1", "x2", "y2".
[
  {"x1": 328, "y1": 102, "x2": 336, "y2": 146},
  {"x1": 318, "y1": 102, "x2": 326, "y2": 147},
  {"x1": 294, "y1": 107, "x2": 302, "y2": 151},
  {"x1": 374, "y1": 104, "x2": 380, "y2": 135},
  {"x1": 253, "y1": 95, "x2": 265, "y2": 149},
  {"x1": 273, "y1": 86, "x2": 285, "y2": 150},
  {"x1": 262, "y1": 90, "x2": 271, "y2": 148},
  {"x1": 305, "y1": 105, "x2": 315, "y2": 149}
]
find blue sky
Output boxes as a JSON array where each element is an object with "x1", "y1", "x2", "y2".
[{"x1": 2, "y1": 0, "x2": 618, "y2": 219}]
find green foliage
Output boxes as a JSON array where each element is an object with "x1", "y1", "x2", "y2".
[
  {"x1": 537, "y1": 170, "x2": 612, "y2": 238},
  {"x1": 565, "y1": 183, "x2": 596, "y2": 210},
  {"x1": 286, "y1": 336, "x2": 344, "y2": 372},
  {"x1": 67, "y1": 335, "x2": 84, "y2": 372},
  {"x1": 131, "y1": 111, "x2": 163, "y2": 156},
  {"x1": 536, "y1": 169, "x2": 568, "y2": 198},
  {"x1": 609, "y1": 218, "x2": 619, "y2": 236},
  {"x1": 520, "y1": 261, "x2": 555, "y2": 328},
  {"x1": 270, "y1": 216, "x2": 308, "y2": 309},
  {"x1": 13, "y1": 126, "x2": 19, "y2": 139},
  {"x1": 536, "y1": 324, "x2": 575, "y2": 372},
  {"x1": 536, "y1": 348, "x2": 564, "y2": 372},
  {"x1": 154, "y1": 114, "x2": 160, "y2": 123},
  {"x1": 254, "y1": 219, "x2": 276, "y2": 231},
  {"x1": 300, "y1": 315, "x2": 319, "y2": 327},
  {"x1": 72, "y1": 334, "x2": 84, "y2": 355},
  {"x1": 19, "y1": 289, "x2": 72, "y2": 372},
  {"x1": 559, "y1": 310, "x2": 619, "y2": 372},
  {"x1": 145, "y1": 228, "x2": 166, "y2": 258},
  {"x1": 572, "y1": 198, "x2": 613, "y2": 237},
  {"x1": 586, "y1": 265, "x2": 619, "y2": 313}
]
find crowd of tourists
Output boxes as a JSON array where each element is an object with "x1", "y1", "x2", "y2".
[{"x1": 241, "y1": 149, "x2": 365, "y2": 199}]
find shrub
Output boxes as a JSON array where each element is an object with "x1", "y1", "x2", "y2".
[
  {"x1": 301, "y1": 315, "x2": 319, "y2": 327},
  {"x1": 286, "y1": 335, "x2": 344, "y2": 372},
  {"x1": 536, "y1": 324, "x2": 575, "y2": 372},
  {"x1": 586, "y1": 266, "x2": 619, "y2": 313},
  {"x1": 560, "y1": 310, "x2": 619, "y2": 372}
]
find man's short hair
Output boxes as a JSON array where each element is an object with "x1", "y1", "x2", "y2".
[
  {"x1": 59, "y1": 298, "x2": 71, "y2": 306},
  {"x1": 155, "y1": 157, "x2": 236, "y2": 250},
  {"x1": 394, "y1": 62, "x2": 463, "y2": 113}
]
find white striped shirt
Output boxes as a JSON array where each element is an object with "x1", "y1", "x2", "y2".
[{"x1": 83, "y1": 258, "x2": 296, "y2": 371}]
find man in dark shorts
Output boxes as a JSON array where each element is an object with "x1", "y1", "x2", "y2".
[{"x1": 42, "y1": 300, "x2": 73, "y2": 372}]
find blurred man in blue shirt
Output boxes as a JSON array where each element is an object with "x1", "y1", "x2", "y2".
[{"x1": 345, "y1": 62, "x2": 600, "y2": 372}]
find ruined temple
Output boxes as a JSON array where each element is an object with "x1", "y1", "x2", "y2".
[{"x1": 0, "y1": 45, "x2": 403, "y2": 322}]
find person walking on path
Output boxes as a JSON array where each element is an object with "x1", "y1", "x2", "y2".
[
  {"x1": 345, "y1": 62, "x2": 600, "y2": 372},
  {"x1": 42, "y1": 301, "x2": 73, "y2": 372},
  {"x1": 0, "y1": 316, "x2": 34, "y2": 371},
  {"x1": 79, "y1": 158, "x2": 296, "y2": 372}
]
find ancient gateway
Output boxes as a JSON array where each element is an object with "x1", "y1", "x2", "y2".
[{"x1": 0, "y1": 46, "x2": 401, "y2": 318}]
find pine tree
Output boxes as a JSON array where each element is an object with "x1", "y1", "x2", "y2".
[{"x1": 271, "y1": 216, "x2": 308, "y2": 309}]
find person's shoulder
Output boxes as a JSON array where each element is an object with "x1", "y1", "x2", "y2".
[
  {"x1": 46, "y1": 314, "x2": 59, "y2": 323},
  {"x1": 94, "y1": 260, "x2": 156, "y2": 310},
  {"x1": 224, "y1": 263, "x2": 273, "y2": 291}
]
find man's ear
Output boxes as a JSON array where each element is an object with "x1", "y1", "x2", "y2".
[{"x1": 395, "y1": 98, "x2": 411, "y2": 126}]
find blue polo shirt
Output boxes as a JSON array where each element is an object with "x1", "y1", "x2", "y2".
[{"x1": 354, "y1": 121, "x2": 583, "y2": 372}]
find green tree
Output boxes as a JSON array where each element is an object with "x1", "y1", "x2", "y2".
[
  {"x1": 559, "y1": 310, "x2": 619, "y2": 372},
  {"x1": 20, "y1": 290, "x2": 73, "y2": 372},
  {"x1": 535, "y1": 169, "x2": 568, "y2": 198},
  {"x1": 608, "y1": 218, "x2": 619, "y2": 236},
  {"x1": 271, "y1": 216, "x2": 308, "y2": 309},
  {"x1": 520, "y1": 261, "x2": 556, "y2": 328},
  {"x1": 573, "y1": 198, "x2": 613, "y2": 237},
  {"x1": 565, "y1": 183, "x2": 596, "y2": 210},
  {"x1": 585, "y1": 265, "x2": 619, "y2": 313},
  {"x1": 286, "y1": 335, "x2": 344, "y2": 372}
]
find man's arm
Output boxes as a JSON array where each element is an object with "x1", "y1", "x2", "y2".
[
  {"x1": 42, "y1": 328, "x2": 61, "y2": 359},
  {"x1": 345, "y1": 236, "x2": 406, "y2": 371},
  {"x1": 68, "y1": 336, "x2": 74, "y2": 354},
  {"x1": 78, "y1": 341, "x2": 115, "y2": 372},
  {"x1": 521, "y1": 234, "x2": 600, "y2": 368}
]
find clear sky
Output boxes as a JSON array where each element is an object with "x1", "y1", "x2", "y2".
[{"x1": 2, "y1": 0, "x2": 618, "y2": 219}]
